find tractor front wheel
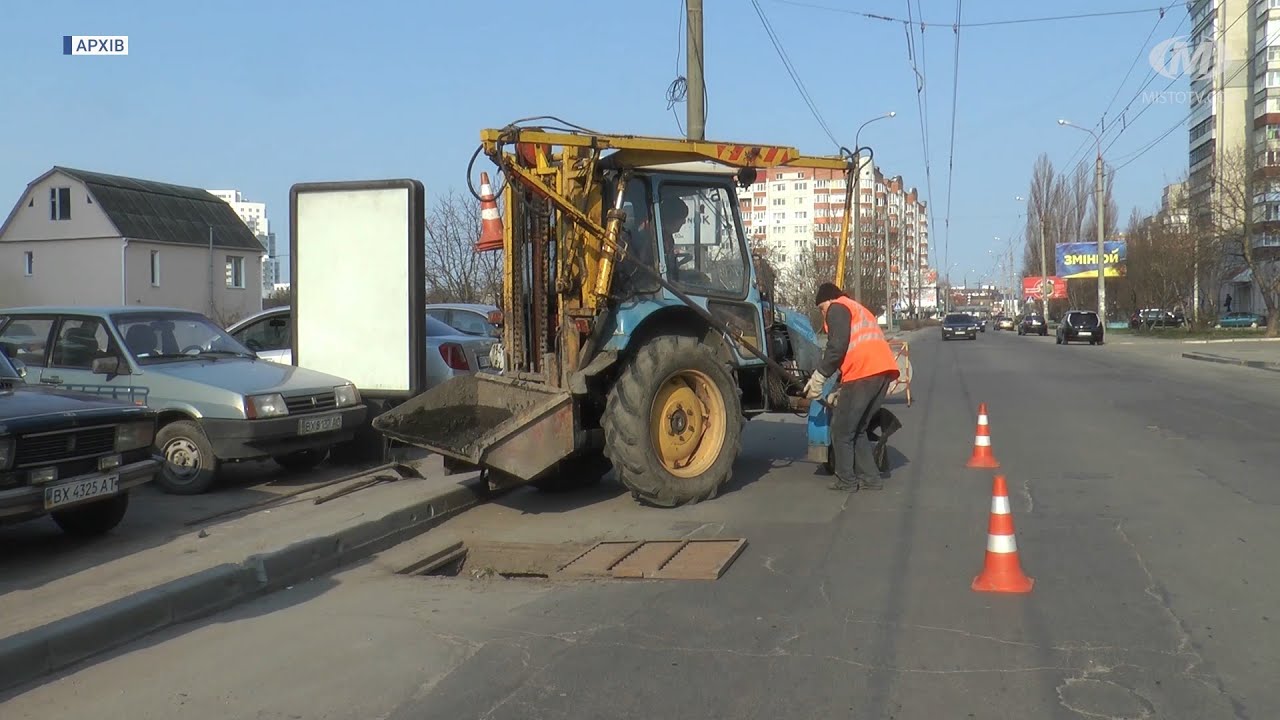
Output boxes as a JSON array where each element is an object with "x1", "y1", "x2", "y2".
[{"x1": 603, "y1": 336, "x2": 743, "y2": 507}]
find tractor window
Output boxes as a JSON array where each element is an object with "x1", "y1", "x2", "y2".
[
  {"x1": 614, "y1": 177, "x2": 659, "y2": 293},
  {"x1": 658, "y1": 184, "x2": 748, "y2": 298}
]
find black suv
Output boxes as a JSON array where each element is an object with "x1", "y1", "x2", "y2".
[
  {"x1": 1017, "y1": 314, "x2": 1048, "y2": 336},
  {"x1": 1057, "y1": 310, "x2": 1104, "y2": 345},
  {"x1": 0, "y1": 350, "x2": 160, "y2": 536}
]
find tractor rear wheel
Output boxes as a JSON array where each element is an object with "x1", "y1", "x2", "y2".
[{"x1": 603, "y1": 335, "x2": 743, "y2": 507}]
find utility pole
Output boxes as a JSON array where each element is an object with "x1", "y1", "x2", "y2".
[
  {"x1": 686, "y1": 0, "x2": 705, "y2": 141},
  {"x1": 1095, "y1": 149, "x2": 1107, "y2": 325},
  {"x1": 884, "y1": 201, "x2": 893, "y2": 331}
]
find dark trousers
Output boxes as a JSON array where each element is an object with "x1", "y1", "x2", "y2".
[{"x1": 831, "y1": 373, "x2": 893, "y2": 485}]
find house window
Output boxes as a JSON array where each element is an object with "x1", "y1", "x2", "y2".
[
  {"x1": 150, "y1": 250, "x2": 161, "y2": 287},
  {"x1": 794, "y1": 182, "x2": 808, "y2": 190},
  {"x1": 49, "y1": 187, "x2": 71, "y2": 221},
  {"x1": 23, "y1": 251, "x2": 33, "y2": 276},
  {"x1": 226, "y1": 255, "x2": 245, "y2": 288}
]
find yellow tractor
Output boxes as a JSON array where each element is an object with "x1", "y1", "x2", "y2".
[{"x1": 375, "y1": 120, "x2": 859, "y2": 506}]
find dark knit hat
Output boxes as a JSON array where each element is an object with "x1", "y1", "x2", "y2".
[{"x1": 814, "y1": 282, "x2": 845, "y2": 306}]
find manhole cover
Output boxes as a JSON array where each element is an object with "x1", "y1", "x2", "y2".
[
  {"x1": 398, "y1": 538, "x2": 748, "y2": 582},
  {"x1": 561, "y1": 539, "x2": 748, "y2": 580}
]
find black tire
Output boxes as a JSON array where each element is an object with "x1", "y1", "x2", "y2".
[
  {"x1": 51, "y1": 493, "x2": 129, "y2": 537},
  {"x1": 602, "y1": 335, "x2": 743, "y2": 507},
  {"x1": 530, "y1": 451, "x2": 613, "y2": 493},
  {"x1": 155, "y1": 420, "x2": 219, "y2": 495},
  {"x1": 274, "y1": 448, "x2": 329, "y2": 472}
]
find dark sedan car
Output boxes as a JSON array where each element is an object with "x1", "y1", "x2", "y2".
[
  {"x1": 1057, "y1": 310, "x2": 1104, "y2": 345},
  {"x1": 941, "y1": 313, "x2": 979, "y2": 341},
  {"x1": 1017, "y1": 314, "x2": 1048, "y2": 336}
]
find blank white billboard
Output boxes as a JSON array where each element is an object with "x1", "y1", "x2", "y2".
[{"x1": 290, "y1": 180, "x2": 426, "y2": 396}]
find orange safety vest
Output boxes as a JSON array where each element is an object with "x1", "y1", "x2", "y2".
[{"x1": 822, "y1": 296, "x2": 901, "y2": 383}]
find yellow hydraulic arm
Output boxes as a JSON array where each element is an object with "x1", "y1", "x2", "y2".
[{"x1": 480, "y1": 128, "x2": 858, "y2": 300}]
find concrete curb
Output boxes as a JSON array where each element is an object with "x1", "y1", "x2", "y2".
[
  {"x1": 1180, "y1": 351, "x2": 1280, "y2": 373},
  {"x1": 0, "y1": 476, "x2": 488, "y2": 694}
]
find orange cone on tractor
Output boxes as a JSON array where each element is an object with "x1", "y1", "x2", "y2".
[{"x1": 475, "y1": 171, "x2": 504, "y2": 252}]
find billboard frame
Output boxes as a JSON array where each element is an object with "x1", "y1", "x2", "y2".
[{"x1": 289, "y1": 179, "x2": 427, "y2": 400}]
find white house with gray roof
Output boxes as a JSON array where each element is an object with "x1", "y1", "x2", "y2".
[{"x1": 0, "y1": 167, "x2": 265, "y2": 324}]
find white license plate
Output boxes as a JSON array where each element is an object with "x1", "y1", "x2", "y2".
[
  {"x1": 1079, "y1": 331, "x2": 1092, "y2": 336},
  {"x1": 44, "y1": 474, "x2": 119, "y2": 510},
  {"x1": 299, "y1": 413, "x2": 343, "y2": 435},
  {"x1": 476, "y1": 354, "x2": 490, "y2": 368}
]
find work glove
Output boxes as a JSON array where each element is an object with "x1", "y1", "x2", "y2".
[
  {"x1": 803, "y1": 371, "x2": 827, "y2": 399},
  {"x1": 825, "y1": 392, "x2": 838, "y2": 407}
]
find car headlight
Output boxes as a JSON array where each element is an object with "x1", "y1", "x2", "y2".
[
  {"x1": 334, "y1": 383, "x2": 360, "y2": 407},
  {"x1": 115, "y1": 421, "x2": 155, "y2": 451},
  {"x1": 0, "y1": 437, "x2": 13, "y2": 471},
  {"x1": 246, "y1": 393, "x2": 288, "y2": 419}
]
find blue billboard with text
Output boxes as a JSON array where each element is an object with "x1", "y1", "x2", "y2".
[{"x1": 1055, "y1": 241, "x2": 1126, "y2": 279}]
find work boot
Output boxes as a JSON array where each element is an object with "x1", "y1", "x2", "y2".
[
  {"x1": 829, "y1": 477, "x2": 859, "y2": 492},
  {"x1": 859, "y1": 475, "x2": 884, "y2": 491}
]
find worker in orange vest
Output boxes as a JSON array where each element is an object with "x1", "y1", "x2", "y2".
[{"x1": 805, "y1": 282, "x2": 901, "y2": 492}]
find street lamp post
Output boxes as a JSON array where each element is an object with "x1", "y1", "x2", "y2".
[
  {"x1": 850, "y1": 112, "x2": 896, "y2": 303},
  {"x1": 1059, "y1": 119, "x2": 1107, "y2": 326}
]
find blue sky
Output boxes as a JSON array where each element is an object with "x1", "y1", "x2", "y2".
[{"x1": 2, "y1": 0, "x2": 1191, "y2": 287}]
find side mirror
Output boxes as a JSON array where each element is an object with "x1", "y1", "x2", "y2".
[
  {"x1": 91, "y1": 356, "x2": 124, "y2": 376},
  {"x1": 11, "y1": 358, "x2": 26, "y2": 379}
]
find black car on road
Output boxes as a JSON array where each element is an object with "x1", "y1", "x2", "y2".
[
  {"x1": 941, "y1": 313, "x2": 979, "y2": 341},
  {"x1": 0, "y1": 350, "x2": 160, "y2": 536},
  {"x1": 1057, "y1": 310, "x2": 1104, "y2": 345},
  {"x1": 1018, "y1": 314, "x2": 1048, "y2": 336}
]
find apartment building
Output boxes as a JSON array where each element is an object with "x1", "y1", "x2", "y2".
[
  {"x1": 738, "y1": 162, "x2": 932, "y2": 309},
  {"x1": 1188, "y1": 0, "x2": 1280, "y2": 312},
  {"x1": 208, "y1": 189, "x2": 280, "y2": 295}
]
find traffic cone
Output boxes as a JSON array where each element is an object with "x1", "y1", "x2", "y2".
[
  {"x1": 972, "y1": 475, "x2": 1034, "y2": 593},
  {"x1": 474, "y1": 171, "x2": 504, "y2": 252},
  {"x1": 965, "y1": 402, "x2": 1000, "y2": 469}
]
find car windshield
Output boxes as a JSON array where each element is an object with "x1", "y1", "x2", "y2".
[
  {"x1": 112, "y1": 311, "x2": 254, "y2": 364},
  {"x1": 944, "y1": 314, "x2": 970, "y2": 323}
]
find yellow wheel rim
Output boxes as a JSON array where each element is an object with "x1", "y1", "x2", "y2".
[{"x1": 649, "y1": 369, "x2": 727, "y2": 478}]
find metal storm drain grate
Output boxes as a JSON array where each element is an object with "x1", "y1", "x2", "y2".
[
  {"x1": 559, "y1": 539, "x2": 748, "y2": 581},
  {"x1": 400, "y1": 539, "x2": 747, "y2": 582}
]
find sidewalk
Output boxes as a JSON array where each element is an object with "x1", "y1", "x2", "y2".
[
  {"x1": 0, "y1": 457, "x2": 487, "y2": 692},
  {"x1": 1180, "y1": 343, "x2": 1280, "y2": 372}
]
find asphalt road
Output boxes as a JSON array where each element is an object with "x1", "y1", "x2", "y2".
[{"x1": 6, "y1": 329, "x2": 1280, "y2": 719}]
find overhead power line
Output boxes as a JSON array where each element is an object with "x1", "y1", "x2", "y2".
[
  {"x1": 943, "y1": 0, "x2": 964, "y2": 280},
  {"x1": 750, "y1": 0, "x2": 841, "y2": 148},
  {"x1": 772, "y1": 0, "x2": 1179, "y2": 29}
]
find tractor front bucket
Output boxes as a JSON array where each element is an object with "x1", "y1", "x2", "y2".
[{"x1": 372, "y1": 373, "x2": 577, "y2": 482}]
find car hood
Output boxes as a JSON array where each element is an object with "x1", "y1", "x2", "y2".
[
  {"x1": 0, "y1": 384, "x2": 153, "y2": 434},
  {"x1": 140, "y1": 357, "x2": 350, "y2": 394}
]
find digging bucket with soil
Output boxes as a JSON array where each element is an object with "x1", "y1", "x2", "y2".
[{"x1": 372, "y1": 373, "x2": 576, "y2": 482}]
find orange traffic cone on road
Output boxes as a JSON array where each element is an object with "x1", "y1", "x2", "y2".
[
  {"x1": 965, "y1": 402, "x2": 1000, "y2": 469},
  {"x1": 474, "y1": 171, "x2": 504, "y2": 252},
  {"x1": 972, "y1": 475, "x2": 1034, "y2": 594}
]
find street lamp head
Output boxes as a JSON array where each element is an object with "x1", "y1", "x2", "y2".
[
  {"x1": 886, "y1": 111, "x2": 897, "y2": 118},
  {"x1": 1057, "y1": 119, "x2": 1069, "y2": 126}
]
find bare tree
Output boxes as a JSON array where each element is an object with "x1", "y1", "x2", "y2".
[
  {"x1": 1126, "y1": 207, "x2": 1196, "y2": 314},
  {"x1": 424, "y1": 190, "x2": 503, "y2": 304},
  {"x1": 1205, "y1": 147, "x2": 1280, "y2": 336},
  {"x1": 263, "y1": 286, "x2": 292, "y2": 309}
]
